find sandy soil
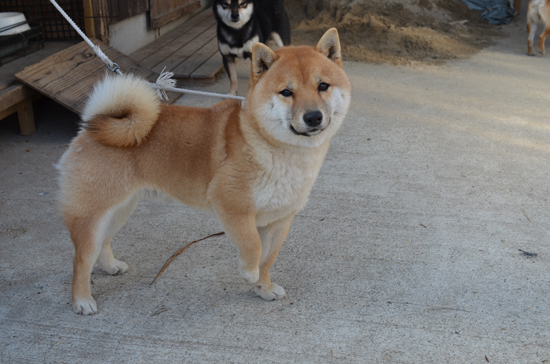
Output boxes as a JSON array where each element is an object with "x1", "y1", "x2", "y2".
[{"x1": 285, "y1": 0, "x2": 505, "y2": 64}]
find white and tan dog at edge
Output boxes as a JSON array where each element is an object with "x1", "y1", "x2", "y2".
[
  {"x1": 57, "y1": 28, "x2": 352, "y2": 315},
  {"x1": 527, "y1": 0, "x2": 550, "y2": 55}
]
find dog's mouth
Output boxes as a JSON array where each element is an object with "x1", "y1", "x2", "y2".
[
  {"x1": 290, "y1": 120, "x2": 330, "y2": 137},
  {"x1": 290, "y1": 125, "x2": 317, "y2": 137}
]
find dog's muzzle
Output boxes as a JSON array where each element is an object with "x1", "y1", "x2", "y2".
[{"x1": 290, "y1": 111, "x2": 328, "y2": 137}]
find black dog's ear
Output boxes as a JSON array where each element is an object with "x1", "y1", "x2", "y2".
[
  {"x1": 251, "y1": 43, "x2": 278, "y2": 82},
  {"x1": 315, "y1": 28, "x2": 342, "y2": 67}
]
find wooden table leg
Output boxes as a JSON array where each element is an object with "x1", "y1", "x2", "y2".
[{"x1": 17, "y1": 98, "x2": 36, "y2": 135}]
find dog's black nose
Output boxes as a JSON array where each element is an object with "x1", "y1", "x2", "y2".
[
  {"x1": 303, "y1": 111, "x2": 323, "y2": 127},
  {"x1": 231, "y1": 13, "x2": 239, "y2": 21}
]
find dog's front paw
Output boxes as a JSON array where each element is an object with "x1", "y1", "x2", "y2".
[
  {"x1": 255, "y1": 283, "x2": 286, "y2": 300},
  {"x1": 239, "y1": 266, "x2": 259, "y2": 284},
  {"x1": 99, "y1": 259, "x2": 129, "y2": 275},
  {"x1": 73, "y1": 296, "x2": 98, "y2": 315}
]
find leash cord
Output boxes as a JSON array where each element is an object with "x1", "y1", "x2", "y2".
[{"x1": 48, "y1": 0, "x2": 246, "y2": 102}]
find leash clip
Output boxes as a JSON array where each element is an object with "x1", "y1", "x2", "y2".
[{"x1": 107, "y1": 62, "x2": 120, "y2": 73}]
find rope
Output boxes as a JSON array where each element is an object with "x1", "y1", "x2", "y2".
[{"x1": 48, "y1": 0, "x2": 246, "y2": 102}]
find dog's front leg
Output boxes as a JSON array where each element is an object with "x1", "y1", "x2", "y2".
[
  {"x1": 215, "y1": 209, "x2": 262, "y2": 284},
  {"x1": 254, "y1": 214, "x2": 295, "y2": 300},
  {"x1": 222, "y1": 55, "x2": 239, "y2": 95}
]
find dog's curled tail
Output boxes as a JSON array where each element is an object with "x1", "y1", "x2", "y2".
[{"x1": 81, "y1": 74, "x2": 161, "y2": 147}]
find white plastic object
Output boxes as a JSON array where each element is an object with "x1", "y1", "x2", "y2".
[{"x1": 0, "y1": 12, "x2": 31, "y2": 36}]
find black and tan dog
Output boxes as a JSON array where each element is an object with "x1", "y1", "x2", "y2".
[{"x1": 213, "y1": 0, "x2": 291, "y2": 95}]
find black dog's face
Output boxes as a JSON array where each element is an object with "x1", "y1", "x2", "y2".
[{"x1": 216, "y1": 0, "x2": 254, "y2": 28}]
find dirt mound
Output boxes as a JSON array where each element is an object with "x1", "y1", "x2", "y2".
[{"x1": 285, "y1": 0, "x2": 504, "y2": 64}]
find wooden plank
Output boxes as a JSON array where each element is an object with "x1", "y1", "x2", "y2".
[
  {"x1": 115, "y1": 0, "x2": 149, "y2": 23},
  {"x1": 16, "y1": 43, "x2": 110, "y2": 98},
  {"x1": 16, "y1": 40, "x2": 179, "y2": 115},
  {"x1": 50, "y1": 70, "x2": 105, "y2": 114},
  {"x1": 14, "y1": 42, "x2": 90, "y2": 81},
  {"x1": 130, "y1": 10, "x2": 213, "y2": 63},
  {"x1": 136, "y1": 17, "x2": 216, "y2": 68},
  {"x1": 17, "y1": 98, "x2": 36, "y2": 135},
  {"x1": 150, "y1": 0, "x2": 201, "y2": 29},
  {"x1": 0, "y1": 79, "x2": 18, "y2": 92},
  {"x1": 189, "y1": 52, "x2": 224, "y2": 80},
  {"x1": 52, "y1": 45, "x2": 180, "y2": 114},
  {"x1": 172, "y1": 37, "x2": 219, "y2": 78},
  {"x1": 0, "y1": 85, "x2": 35, "y2": 112},
  {"x1": 129, "y1": 11, "x2": 223, "y2": 81},
  {"x1": 152, "y1": 2, "x2": 201, "y2": 29},
  {"x1": 151, "y1": 26, "x2": 217, "y2": 74},
  {"x1": 140, "y1": 19, "x2": 216, "y2": 72},
  {"x1": 57, "y1": 64, "x2": 159, "y2": 114},
  {"x1": 52, "y1": 54, "x2": 168, "y2": 114},
  {"x1": 150, "y1": 0, "x2": 192, "y2": 21},
  {"x1": 0, "y1": 105, "x2": 16, "y2": 121}
]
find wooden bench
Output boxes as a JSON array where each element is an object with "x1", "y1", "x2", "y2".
[{"x1": 0, "y1": 79, "x2": 36, "y2": 135}]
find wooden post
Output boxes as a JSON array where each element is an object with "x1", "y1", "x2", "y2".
[
  {"x1": 0, "y1": 81, "x2": 36, "y2": 136},
  {"x1": 83, "y1": 0, "x2": 96, "y2": 38},
  {"x1": 515, "y1": 0, "x2": 522, "y2": 16},
  {"x1": 91, "y1": 0, "x2": 110, "y2": 43},
  {"x1": 17, "y1": 98, "x2": 35, "y2": 136}
]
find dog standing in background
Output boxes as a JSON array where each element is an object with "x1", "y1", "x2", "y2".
[
  {"x1": 213, "y1": 0, "x2": 291, "y2": 95},
  {"x1": 527, "y1": 0, "x2": 550, "y2": 55}
]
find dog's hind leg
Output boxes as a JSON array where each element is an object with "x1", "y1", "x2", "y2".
[
  {"x1": 97, "y1": 194, "x2": 139, "y2": 275},
  {"x1": 254, "y1": 214, "x2": 295, "y2": 300},
  {"x1": 69, "y1": 212, "x2": 110, "y2": 315},
  {"x1": 69, "y1": 194, "x2": 138, "y2": 315},
  {"x1": 539, "y1": 26, "x2": 550, "y2": 54},
  {"x1": 528, "y1": 21, "x2": 537, "y2": 55}
]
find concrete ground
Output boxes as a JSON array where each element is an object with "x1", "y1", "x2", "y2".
[{"x1": 1, "y1": 10, "x2": 550, "y2": 364}]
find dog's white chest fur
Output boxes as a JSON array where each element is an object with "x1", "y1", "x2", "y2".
[
  {"x1": 219, "y1": 35, "x2": 259, "y2": 58},
  {"x1": 253, "y1": 147, "x2": 325, "y2": 227}
]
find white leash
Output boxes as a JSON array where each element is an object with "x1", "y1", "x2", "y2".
[{"x1": 48, "y1": 0, "x2": 245, "y2": 102}]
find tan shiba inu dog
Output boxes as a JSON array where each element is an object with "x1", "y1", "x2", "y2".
[
  {"x1": 57, "y1": 28, "x2": 351, "y2": 315},
  {"x1": 527, "y1": 0, "x2": 550, "y2": 55}
]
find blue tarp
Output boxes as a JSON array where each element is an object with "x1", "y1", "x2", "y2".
[{"x1": 460, "y1": 0, "x2": 517, "y2": 25}]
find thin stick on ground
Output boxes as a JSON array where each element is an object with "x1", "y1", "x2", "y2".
[{"x1": 150, "y1": 232, "x2": 225, "y2": 285}]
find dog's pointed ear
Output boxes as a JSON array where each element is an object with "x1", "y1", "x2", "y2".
[
  {"x1": 315, "y1": 28, "x2": 342, "y2": 67},
  {"x1": 251, "y1": 43, "x2": 277, "y2": 82}
]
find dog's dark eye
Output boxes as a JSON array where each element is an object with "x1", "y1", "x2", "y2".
[
  {"x1": 279, "y1": 89, "x2": 293, "y2": 97},
  {"x1": 239, "y1": 2, "x2": 247, "y2": 8},
  {"x1": 222, "y1": 2, "x2": 230, "y2": 8},
  {"x1": 318, "y1": 82, "x2": 330, "y2": 92}
]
